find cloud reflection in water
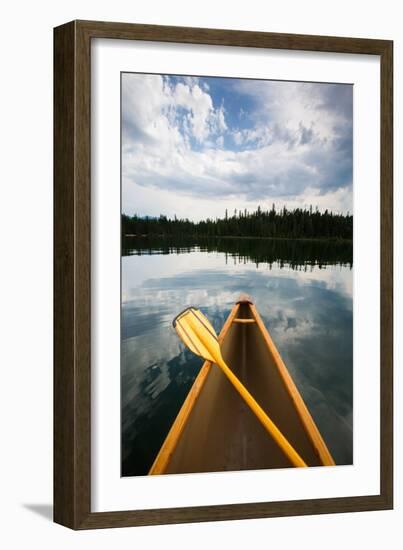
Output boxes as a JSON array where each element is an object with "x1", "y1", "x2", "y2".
[{"x1": 122, "y1": 242, "x2": 353, "y2": 476}]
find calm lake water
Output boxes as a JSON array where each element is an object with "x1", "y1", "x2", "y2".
[{"x1": 121, "y1": 237, "x2": 353, "y2": 476}]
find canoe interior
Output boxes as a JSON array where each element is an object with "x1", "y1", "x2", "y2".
[{"x1": 160, "y1": 302, "x2": 325, "y2": 474}]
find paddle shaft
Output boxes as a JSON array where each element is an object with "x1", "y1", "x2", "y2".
[{"x1": 216, "y1": 357, "x2": 307, "y2": 468}]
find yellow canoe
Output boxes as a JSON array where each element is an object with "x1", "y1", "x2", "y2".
[{"x1": 149, "y1": 295, "x2": 335, "y2": 475}]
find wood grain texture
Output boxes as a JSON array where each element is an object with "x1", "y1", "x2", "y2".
[
  {"x1": 54, "y1": 19, "x2": 393, "y2": 530},
  {"x1": 78, "y1": 494, "x2": 392, "y2": 529},
  {"x1": 54, "y1": 21, "x2": 76, "y2": 528},
  {"x1": 74, "y1": 19, "x2": 391, "y2": 54},
  {"x1": 380, "y1": 41, "x2": 393, "y2": 508},
  {"x1": 54, "y1": 20, "x2": 91, "y2": 529}
]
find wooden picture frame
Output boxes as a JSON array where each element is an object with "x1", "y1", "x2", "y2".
[{"x1": 54, "y1": 20, "x2": 393, "y2": 529}]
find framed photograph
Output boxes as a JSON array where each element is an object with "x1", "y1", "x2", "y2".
[{"x1": 54, "y1": 20, "x2": 393, "y2": 529}]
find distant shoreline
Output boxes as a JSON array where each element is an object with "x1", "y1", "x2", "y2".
[{"x1": 124, "y1": 234, "x2": 353, "y2": 243}]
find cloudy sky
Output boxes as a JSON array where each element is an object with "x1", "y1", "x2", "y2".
[{"x1": 122, "y1": 73, "x2": 353, "y2": 221}]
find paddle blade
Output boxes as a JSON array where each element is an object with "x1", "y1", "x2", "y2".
[{"x1": 173, "y1": 308, "x2": 222, "y2": 364}]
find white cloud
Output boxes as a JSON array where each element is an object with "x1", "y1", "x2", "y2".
[
  {"x1": 122, "y1": 73, "x2": 353, "y2": 218},
  {"x1": 235, "y1": 79, "x2": 352, "y2": 142},
  {"x1": 172, "y1": 82, "x2": 213, "y2": 141}
]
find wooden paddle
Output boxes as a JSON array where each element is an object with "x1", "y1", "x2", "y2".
[{"x1": 173, "y1": 307, "x2": 307, "y2": 468}]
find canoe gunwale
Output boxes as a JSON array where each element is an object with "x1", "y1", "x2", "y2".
[{"x1": 249, "y1": 303, "x2": 335, "y2": 467}]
